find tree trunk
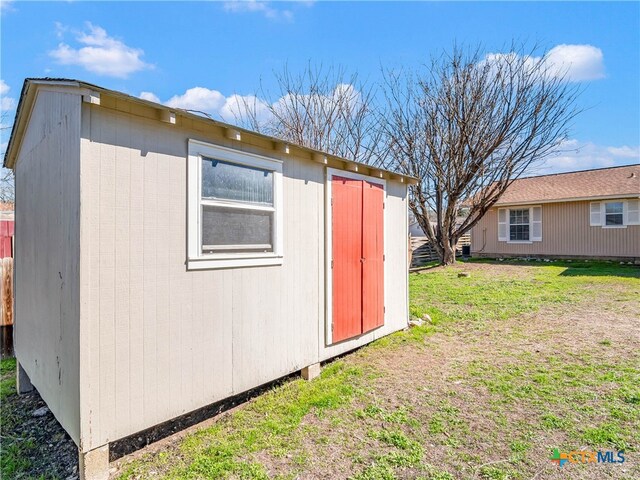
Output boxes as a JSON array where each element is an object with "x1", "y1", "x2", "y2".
[{"x1": 441, "y1": 241, "x2": 456, "y2": 265}]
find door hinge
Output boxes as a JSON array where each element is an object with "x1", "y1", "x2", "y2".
[
  {"x1": 384, "y1": 306, "x2": 386, "y2": 313},
  {"x1": 331, "y1": 260, "x2": 334, "y2": 269},
  {"x1": 383, "y1": 254, "x2": 386, "y2": 261}
]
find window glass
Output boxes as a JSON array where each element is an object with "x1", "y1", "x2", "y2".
[
  {"x1": 202, "y1": 157, "x2": 273, "y2": 205},
  {"x1": 201, "y1": 205, "x2": 273, "y2": 253},
  {"x1": 509, "y1": 208, "x2": 530, "y2": 241},
  {"x1": 605, "y1": 202, "x2": 624, "y2": 226}
]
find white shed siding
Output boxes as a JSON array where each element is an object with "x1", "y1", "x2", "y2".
[
  {"x1": 14, "y1": 90, "x2": 82, "y2": 444},
  {"x1": 76, "y1": 104, "x2": 409, "y2": 451}
]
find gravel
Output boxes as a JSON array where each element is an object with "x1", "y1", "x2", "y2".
[{"x1": 1, "y1": 388, "x2": 78, "y2": 479}]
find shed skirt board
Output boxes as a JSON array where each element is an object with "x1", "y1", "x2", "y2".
[{"x1": 331, "y1": 175, "x2": 384, "y2": 343}]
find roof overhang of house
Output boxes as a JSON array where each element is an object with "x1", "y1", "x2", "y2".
[
  {"x1": 3, "y1": 78, "x2": 419, "y2": 185},
  {"x1": 493, "y1": 193, "x2": 640, "y2": 208}
]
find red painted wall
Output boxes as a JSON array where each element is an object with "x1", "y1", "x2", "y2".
[{"x1": 0, "y1": 221, "x2": 14, "y2": 258}]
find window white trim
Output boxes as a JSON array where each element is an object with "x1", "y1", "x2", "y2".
[
  {"x1": 325, "y1": 168, "x2": 387, "y2": 346},
  {"x1": 187, "y1": 140, "x2": 284, "y2": 270},
  {"x1": 499, "y1": 206, "x2": 542, "y2": 243}
]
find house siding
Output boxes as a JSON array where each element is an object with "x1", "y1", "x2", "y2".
[
  {"x1": 471, "y1": 200, "x2": 640, "y2": 259},
  {"x1": 77, "y1": 103, "x2": 408, "y2": 451},
  {"x1": 14, "y1": 90, "x2": 82, "y2": 444}
]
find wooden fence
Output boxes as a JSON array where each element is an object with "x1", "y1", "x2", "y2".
[
  {"x1": 410, "y1": 232, "x2": 471, "y2": 268},
  {"x1": 1, "y1": 257, "x2": 13, "y2": 358},
  {"x1": 0, "y1": 218, "x2": 14, "y2": 358}
]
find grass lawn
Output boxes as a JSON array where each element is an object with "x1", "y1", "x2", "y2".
[{"x1": 2, "y1": 260, "x2": 639, "y2": 479}]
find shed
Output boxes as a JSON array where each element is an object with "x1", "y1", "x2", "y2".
[{"x1": 3, "y1": 79, "x2": 416, "y2": 480}]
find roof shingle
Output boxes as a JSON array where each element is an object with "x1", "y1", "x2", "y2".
[{"x1": 495, "y1": 165, "x2": 640, "y2": 205}]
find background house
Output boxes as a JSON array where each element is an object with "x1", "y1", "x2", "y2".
[
  {"x1": 4, "y1": 79, "x2": 416, "y2": 480},
  {"x1": 470, "y1": 165, "x2": 640, "y2": 260}
]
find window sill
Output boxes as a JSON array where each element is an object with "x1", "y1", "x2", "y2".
[
  {"x1": 506, "y1": 240, "x2": 533, "y2": 244},
  {"x1": 187, "y1": 254, "x2": 283, "y2": 270},
  {"x1": 602, "y1": 225, "x2": 627, "y2": 229}
]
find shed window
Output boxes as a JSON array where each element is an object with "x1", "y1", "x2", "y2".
[
  {"x1": 604, "y1": 202, "x2": 623, "y2": 226},
  {"x1": 188, "y1": 140, "x2": 283, "y2": 270},
  {"x1": 509, "y1": 209, "x2": 530, "y2": 241}
]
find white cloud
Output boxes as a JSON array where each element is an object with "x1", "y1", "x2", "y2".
[
  {"x1": 140, "y1": 87, "x2": 272, "y2": 124},
  {"x1": 0, "y1": 0, "x2": 15, "y2": 15},
  {"x1": 536, "y1": 139, "x2": 639, "y2": 175},
  {"x1": 54, "y1": 21, "x2": 68, "y2": 39},
  {"x1": 223, "y1": 1, "x2": 293, "y2": 21},
  {"x1": 140, "y1": 82, "x2": 363, "y2": 128},
  {"x1": 139, "y1": 91, "x2": 160, "y2": 103},
  {"x1": 219, "y1": 93, "x2": 272, "y2": 124},
  {"x1": 606, "y1": 145, "x2": 639, "y2": 158},
  {"x1": 165, "y1": 87, "x2": 226, "y2": 112},
  {"x1": 272, "y1": 83, "x2": 364, "y2": 122},
  {"x1": 545, "y1": 44, "x2": 605, "y2": 82},
  {"x1": 485, "y1": 44, "x2": 605, "y2": 83},
  {"x1": 49, "y1": 22, "x2": 152, "y2": 78},
  {"x1": 0, "y1": 80, "x2": 17, "y2": 112}
]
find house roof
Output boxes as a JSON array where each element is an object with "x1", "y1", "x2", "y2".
[
  {"x1": 3, "y1": 78, "x2": 418, "y2": 184},
  {"x1": 494, "y1": 165, "x2": 640, "y2": 206}
]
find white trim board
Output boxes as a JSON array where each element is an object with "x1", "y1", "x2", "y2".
[{"x1": 187, "y1": 139, "x2": 284, "y2": 270}]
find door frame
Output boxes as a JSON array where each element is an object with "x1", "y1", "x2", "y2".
[{"x1": 325, "y1": 168, "x2": 387, "y2": 346}]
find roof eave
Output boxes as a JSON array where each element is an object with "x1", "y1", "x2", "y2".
[
  {"x1": 494, "y1": 193, "x2": 640, "y2": 207},
  {"x1": 4, "y1": 79, "x2": 419, "y2": 185}
]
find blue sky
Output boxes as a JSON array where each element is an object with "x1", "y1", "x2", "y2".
[{"x1": 1, "y1": 1, "x2": 639, "y2": 174}]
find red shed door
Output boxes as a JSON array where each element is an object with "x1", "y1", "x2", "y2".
[
  {"x1": 331, "y1": 175, "x2": 384, "y2": 343},
  {"x1": 332, "y1": 176, "x2": 363, "y2": 342},
  {"x1": 362, "y1": 181, "x2": 384, "y2": 333}
]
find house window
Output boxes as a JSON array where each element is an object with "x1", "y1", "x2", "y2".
[
  {"x1": 591, "y1": 200, "x2": 640, "y2": 228},
  {"x1": 188, "y1": 140, "x2": 283, "y2": 270},
  {"x1": 509, "y1": 208, "x2": 530, "y2": 241},
  {"x1": 498, "y1": 206, "x2": 542, "y2": 242},
  {"x1": 604, "y1": 202, "x2": 624, "y2": 226}
]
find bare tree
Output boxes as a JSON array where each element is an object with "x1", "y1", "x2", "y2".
[
  {"x1": 230, "y1": 64, "x2": 386, "y2": 165},
  {"x1": 382, "y1": 44, "x2": 580, "y2": 265},
  {"x1": 1, "y1": 112, "x2": 14, "y2": 203}
]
